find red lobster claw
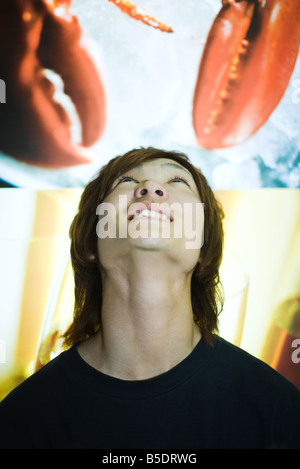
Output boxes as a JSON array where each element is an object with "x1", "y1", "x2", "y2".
[
  {"x1": 193, "y1": 0, "x2": 300, "y2": 149},
  {"x1": 0, "y1": 0, "x2": 105, "y2": 168}
]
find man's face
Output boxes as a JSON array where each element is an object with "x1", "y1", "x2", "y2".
[{"x1": 96, "y1": 158, "x2": 204, "y2": 271}]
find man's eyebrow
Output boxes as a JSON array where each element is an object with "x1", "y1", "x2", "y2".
[{"x1": 161, "y1": 161, "x2": 192, "y2": 177}]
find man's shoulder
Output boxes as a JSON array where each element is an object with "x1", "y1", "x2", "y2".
[
  {"x1": 0, "y1": 347, "x2": 73, "y2": 410},
  {"x1": 214, "y1": 336, "x2": 300, "y2": 398}
]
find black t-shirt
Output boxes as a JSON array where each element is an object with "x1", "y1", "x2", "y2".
[{"x1": 0, "y1": 336, "x2": 299, "y2": 449}]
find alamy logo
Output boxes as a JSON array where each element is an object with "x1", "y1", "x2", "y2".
[
  {"x1": 291, "y1": 338, "x2": 300, "y2": 364},
  {"x1": 96, "y1": 197, "x2": 205, "y2": 249},
  {"x1": 0, "y1": 79, "x2": 6, "y2": 103},
  {"x1": 0, "y1": 339, "x2": 6, "y2": 364},
  {"x1": 292, "y1": 78, "x2": 300, "y2": 104}
]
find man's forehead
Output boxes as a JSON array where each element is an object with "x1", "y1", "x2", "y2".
[{"x1": 130, "y1": 158, "x2": 193, "y2": 177}]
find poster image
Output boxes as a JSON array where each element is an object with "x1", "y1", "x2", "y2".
[
  {"x1": 0, "y1": 0, "x2": 300, "y2": 189},
  {"x1": 0, "y1": 0, "x2": 299, "y2": 404}
]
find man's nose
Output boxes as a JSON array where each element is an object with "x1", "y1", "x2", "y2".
[{"x1": 134, "y1": 180, "x2": 168, "y2": 200}]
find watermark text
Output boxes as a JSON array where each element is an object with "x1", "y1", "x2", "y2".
[
  {"x1": 291, "y1": 78, "x2": 300, "y2": 104},
  {"x1": 0, "y1": 79, "x2": 6, "y2": 103},
  {"x1": 291, "y1": 338, "x2": 300, "y2": 364},
  {"x1": 0, "y1": 339, "x2": 6, "y2": 363},
  {"x1": 96, "y1": 197, "x2": 204, "y2": 249}
]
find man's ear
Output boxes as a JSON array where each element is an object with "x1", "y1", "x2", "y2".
[{"x1": 87, "y1": 252, "x2": 97, "y2": 262}]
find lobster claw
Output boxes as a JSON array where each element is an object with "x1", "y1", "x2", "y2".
[
  {"x1": 0, "y1": 0, "x2": 105, "y2": 168},
  {"x1": 193, "y1": 0, "x2": 300, "y2": 149}
]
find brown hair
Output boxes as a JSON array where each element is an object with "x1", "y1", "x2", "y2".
[{"x1": 63, "y1": 147, "x2": 224, "y2": 346}]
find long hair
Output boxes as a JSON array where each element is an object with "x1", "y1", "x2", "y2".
[{"x1": 63, "y1": 147, "x2": 224, "y2": 346}]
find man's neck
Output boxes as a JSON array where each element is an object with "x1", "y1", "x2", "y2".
[{"x1": 78, "y1": 258, "x2": 201, "y2": 380}]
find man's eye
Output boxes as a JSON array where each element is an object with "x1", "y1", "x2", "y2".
[
  {"x1": 168, "y1": 176, "x2": 190, "y2": 186},
  {"x1": 116, "y1": 175, "x2": 137, "y2": 185}
]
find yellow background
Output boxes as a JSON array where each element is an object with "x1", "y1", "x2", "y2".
[{"x1": 0, "y1": 188, "x2": 299, "y2": 399}]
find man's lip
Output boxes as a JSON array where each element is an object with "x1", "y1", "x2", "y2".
[{"x1": 127, "y1": 202, "x2": 173, "y2": 221}]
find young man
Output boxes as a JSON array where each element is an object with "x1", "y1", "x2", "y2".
[{"x1": 0, "y1": 147, "x2": 299, "y2": 449}]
